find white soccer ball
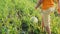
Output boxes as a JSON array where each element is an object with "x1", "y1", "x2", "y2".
[{"x1": 30, "y1": 16, "x2": 38, "y2": 23}]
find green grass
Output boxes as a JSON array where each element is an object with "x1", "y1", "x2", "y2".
[{"x1": 0, "y1": 0, "x2": 60, "y2": 34}]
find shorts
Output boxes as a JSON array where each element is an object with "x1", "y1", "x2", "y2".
[{"x1": 41, "y1": 7, "x2": 55, "y2": 27}]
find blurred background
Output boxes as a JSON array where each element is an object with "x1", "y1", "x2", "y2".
[{"x1": 0, "y1": 0, "x2": 60, "y2": 34}]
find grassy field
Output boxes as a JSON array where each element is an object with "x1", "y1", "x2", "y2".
[{"x1": 0, "y1": 0, "x2": 60, "y2": 34}]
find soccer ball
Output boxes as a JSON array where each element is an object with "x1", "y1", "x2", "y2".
[{"x1": 30, "y1": 16, "x2": 38, "y2": 23}]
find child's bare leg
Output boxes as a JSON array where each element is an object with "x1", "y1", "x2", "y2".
[
  {"x1": 42, "y1": 16, "x2": 44, "y2": 31},
  {"x1": 42, "y1": 13, "x2": 51, "y2": 34},
  {"x1": 45, "y1": 15, "x2": 51, "y2": 34},
  {"x1": 45, "y1": 26, "x2": 51, "y2": 34}
]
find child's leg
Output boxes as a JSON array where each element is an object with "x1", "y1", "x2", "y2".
[
  {"x1": 42, "y1": 15, "x2": 44, "y2": 31},
  {"x1": 42, "y1": 11, "x2": 51, "y2": 34},
  {"x1": 45, "y1": 15, "x2": 51, "y2": 34}
]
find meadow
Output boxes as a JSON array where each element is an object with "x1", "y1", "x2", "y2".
[{"x1": 0, "y1": 0, "x2": 60, "y2": 34}]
